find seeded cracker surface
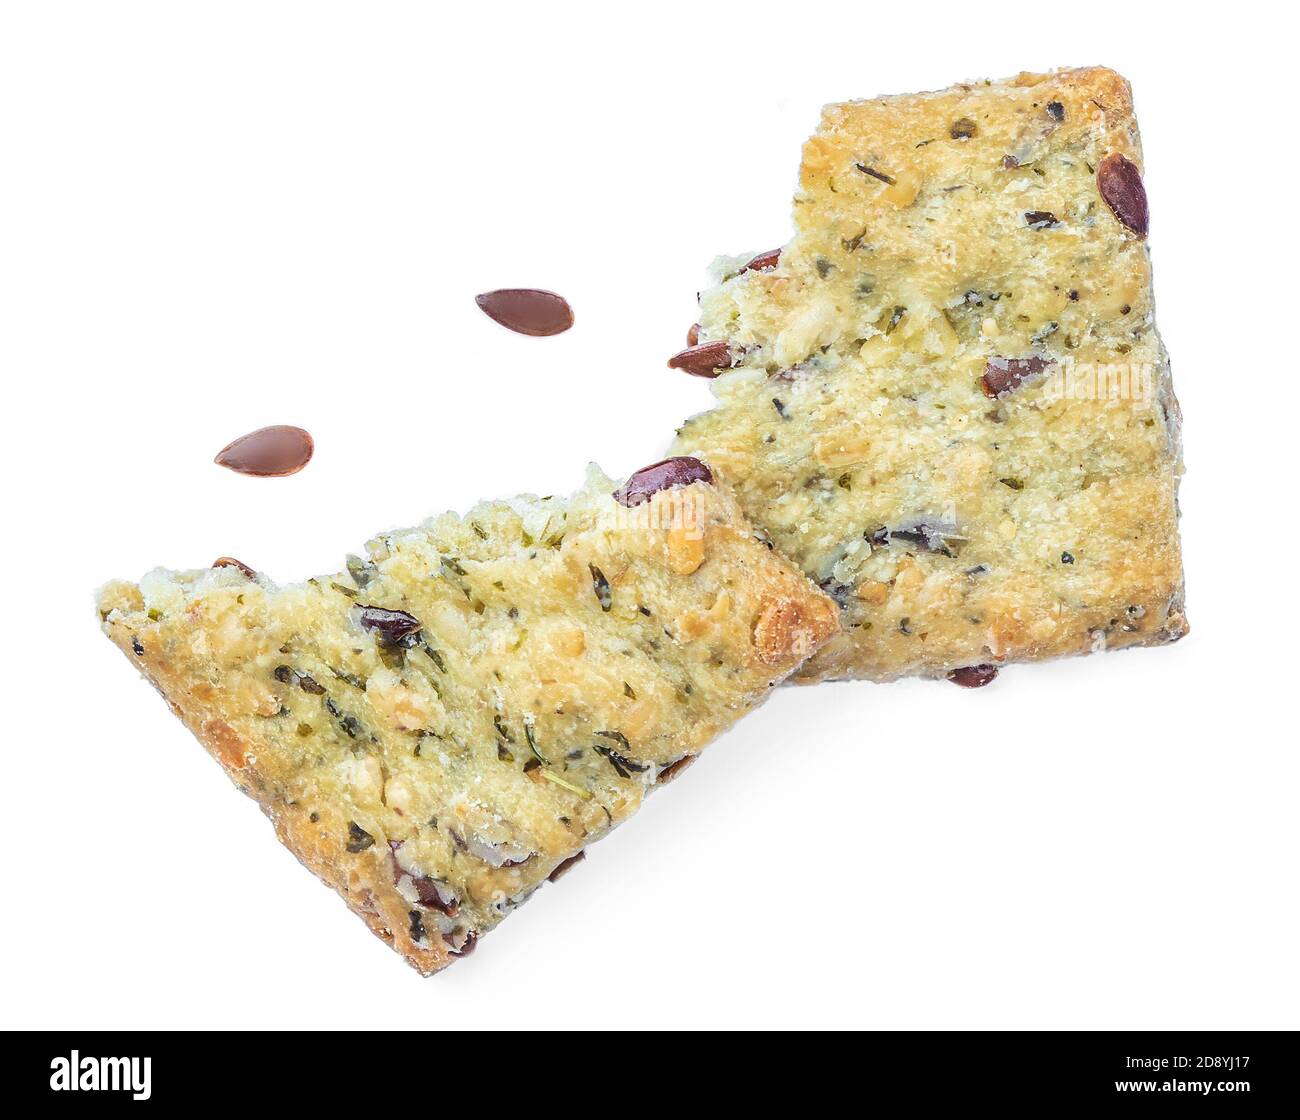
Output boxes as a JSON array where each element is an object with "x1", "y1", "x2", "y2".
[
  {"x1": 670, "y1": 68, "x2": 1186, "y2": 682},
  {"x1": 97, "y1": 465, "x2": 836, "y2": 973}
]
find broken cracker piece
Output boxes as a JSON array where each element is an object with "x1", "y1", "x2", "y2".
[
  {"x1": 98, "y1": 462, "x2": 835, "y2": 973},
  {"x1": 671, "y1": 67, "x2": 1185, "y2": 682}
]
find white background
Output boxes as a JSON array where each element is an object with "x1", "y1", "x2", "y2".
[{"x1": 2, "y1": 1, "x2": 1295, "y2": 1030}]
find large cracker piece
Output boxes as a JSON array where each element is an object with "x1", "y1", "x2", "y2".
[{"x1": 671, "y1": 68, "x2": 1186, "y2": 682}]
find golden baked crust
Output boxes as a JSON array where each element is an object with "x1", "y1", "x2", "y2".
[
  {"x1": 671, "y1": 68, "x2": 1185, "y2": 682},
  {"x1": 98, "y1": 465, "x2": 836, "y2": 973}
]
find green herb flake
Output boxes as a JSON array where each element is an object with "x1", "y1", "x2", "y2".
[
  {"x1": 524, "y1": 717, "x2": 545, "y2": 763},
  {"x1": 345, "y1": 554, "x2": 375, "y2": 588},
  {"x1": 589, "y1": 563, "x2": 612, "y2": 611},
  {"x1": 593, "y1": 740, "x2": 647, "y2": 779},
  {"x1": 345, "y1": 822, "x2": 375, "y2": 853},
  {"x1": 541, "y1": 770, "x2": 591, "y2": 799},
  {"x1": 855, "y1": 163, "x2": 896, "y2": 185}
]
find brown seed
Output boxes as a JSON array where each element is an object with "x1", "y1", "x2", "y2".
[
  {"x1": 474, "y1": 288, "x2": 573, "y2": 336},
  {"x1": 656, "y1": 755, "x2": 697, "y2": 784},
  {"x1": 613, "y1": 456, "x2": 713, "y2": 508},
  {"x1": 212, "y1": 556, "x2": 257, "y2": 579},
  {"x1": 414, "y1": 878, "x2": 458, "y2": 916},
  {"x1": 547, "y1": 850, "x2": 586, "y2": 883},
  {"x1": 389, "y1": 843, "x2": 462, "y2": 916},
  {"x1": 357, "y1": 606, "x2": 423, "y2": 640},
  {"x1": 1096, "y1": 153, "x2": 1148, "y2": 239},
  {"x1": 667, "y1": 340, "x2": 733, "y2": 378},
  {"x1": 947, "y1": 664, "x2": 999, "y2": 688},
  {"x1": 215, "y1": 426, "x2": 313, "y2": 477},
  {"x1": 871, "y1": 520, "x2": 962, "y2": 557},
  {"x1": 446, "y1": 930, "x2": 477, "y2": 957},
  {"x1": 686, "y1": 322, "x2": 701, "y2": 347},
  {"x1": 950, "y1": 117, "x2": 977, "y2": 140},
  {"x1": 981, "y1": 356, "x2": 1051, "y2": 398},
  {"x1": 1024, "y1": 210, "x2": 1059, "y2": 229},
  {"x1": 743, "y1": 248, "x2": 781, "y2": 272}
]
